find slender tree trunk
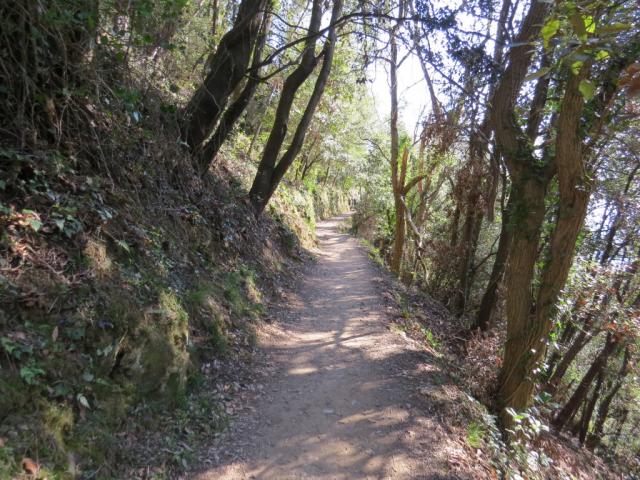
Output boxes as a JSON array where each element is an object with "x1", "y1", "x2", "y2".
[
  {"x1": 388, "y1": 15, "x2": 403, "y2": 275},
  {"x1": 248, "y1": 0, "x2": 323, "y2": 208},
  {"x1": 300, "y1": 152, "x2": 320, "y2": 181},
  {"x1": 450, "y1": 206, "x2": 460, "y2": 246},
  {"x1": 454, "y1": 124, "x2": 490, "y2": 314},
  {"x1": 545, "y1": 309, "x2": 579, "y2": 379},
  {"x1": 473, "y1": 196, "x2": 512, "y2": 330},
  {"x1": 586, "y1": 347, "x2": 631, "y2": 449},
  {"x1": 249, "y1": 0, "x2": 342, "y2": 213},
  {"x1": 455, "y1": 207, "x2": 483, "y2": 314},
  {"x1": 578, "y1": 369, "x2": 605, "y2": 444},
  {"x1": 545, "y1": 312, "x2": 598, "y2": 396},
  {"x1": 390, "y1": 146, "x2": 408, "y2": 275},
  {"x1": 553, "y1": 334, "x2": 618, "y2": 431},
  {"x1": 210, "y1": 0, "x2": 219, "y2": 38},
  {"x1": 610, "y1": 407, "x2": 630, "y2": 451}
]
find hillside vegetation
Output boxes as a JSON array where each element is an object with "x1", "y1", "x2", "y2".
[{"x1": 1, "y1": 0, "x2": 639, "y2": 478}]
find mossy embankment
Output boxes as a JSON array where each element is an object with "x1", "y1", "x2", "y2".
[{"x1": 0, "y1": 115, "x2": 347, "y2": 478}]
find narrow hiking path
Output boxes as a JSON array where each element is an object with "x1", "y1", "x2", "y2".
[{"x1": 195, "y1": 214, "x2": 466, "y2": 480}]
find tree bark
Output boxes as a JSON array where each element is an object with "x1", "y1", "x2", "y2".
[
  {"x1": 553, "y1": 333, "x2": 618, "y2": 431},
  {"x1": 578, "y1": 369, "x2": 604, "y2": 444},
  {"x1": 473, "y1": 194, "x2": 512, "y2": 331},
  {"x1": 388, "y1": 12, "x2": 403, "y2": 276},
  {"x1": 182, "y1": 0, "x2": 267, "y2": 151},
  {"x1": 488, "y1": 0, "x2": 553, "y2": 423},
  {"x1": 586, "y1": 346, "x2": 631, "y2": 449},
  {"x1": 249, "y1": 0, "x2": 342, "y2": 213},
  {"x1": 195, "y1": 8, "x2": 271, "y2": 175}
]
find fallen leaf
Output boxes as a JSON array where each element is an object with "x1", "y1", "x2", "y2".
[{"x1": 22, "y1": 457, "x2": 39, "y2": 475}]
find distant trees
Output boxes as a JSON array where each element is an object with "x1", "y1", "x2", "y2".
[{"x1": 178, "y1": 0, "x2": 639, "y2": 451}]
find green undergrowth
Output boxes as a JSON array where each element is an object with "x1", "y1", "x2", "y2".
[
  {"x1": 0, "y1": 139, "x2": 320, "y2": 478},
  {"x1": 269, "y1": 181, "x2": 349, "y2": 247},
  {"x1": 358, "y1": 238, "x2": 385, "y2": 267},
  {"x1": 375, "y1": 268, "x2": 569, "y2": 479}
]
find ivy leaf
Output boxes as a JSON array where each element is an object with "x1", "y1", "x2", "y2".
[
  {"x1": 570, "y1": 12, "x2": 587, "y2": 41},
  {"x1": 20, "y1": 365, "x2": 45, "y2": 385},
  {"x1": 77, "y1": 393, "x2": 91, "y2": 409},
  {"x1": 541, "y1": 19, "x2": 560, "y2": 48},
  {"x1": 595, "y1": 50, "x2": 610, "y2": 61},
  {"x1": 27, "y1": 218, "x2": 42, "y2": 232},
  {"x1": 571, "y1": 60, "x2": 584, "y2": 75},
  {"x1": 579, "y1": 79, "x2": 595, "y2": 101},
  {"x1": 524, "y1": 67, "x2": 551, "y2": 82},
  {"x1": 584, "y1": 15, "x2": 596, "y2": 34},
  {"x1": 54, "y1": 219, "x2": 65, "y2": 232}
]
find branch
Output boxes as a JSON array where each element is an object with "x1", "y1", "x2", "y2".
[{"x1": 402, "y1": 174, "x2": 430, "y2": 194}]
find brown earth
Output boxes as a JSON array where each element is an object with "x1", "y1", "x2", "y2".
[{"x1": 195, "y1": 214, "x2": 476, "y2": 480}]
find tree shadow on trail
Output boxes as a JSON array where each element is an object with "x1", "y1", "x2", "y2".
[{"x1": 191, "y1": 214, "x2": 469, "y2": 479}]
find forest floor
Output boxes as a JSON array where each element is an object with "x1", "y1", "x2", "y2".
[{"x1": 190, "y1": 214, "x2": 481, "y2": 480}]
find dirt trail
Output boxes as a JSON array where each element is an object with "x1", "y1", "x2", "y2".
[{"x1": 196, "y1": 214, "x2": 463, "y2": 479}]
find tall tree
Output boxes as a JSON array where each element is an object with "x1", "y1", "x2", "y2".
[
  {"x1": 195, "y1": 7, "x2": 272, "y2": 175},
  {"x1": 249, "y1": 0, "x2": 343, "y2": 214},
  {"x1": 181, "y1": 0, "x2": 268, "y2": 152},
  {"x1": 490, "y1": 1, "x2": 639, "y2": 423}
]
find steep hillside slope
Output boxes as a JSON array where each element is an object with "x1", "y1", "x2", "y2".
[{"x1": 0, "y1": 100, "x2": 345, "y2": 477}]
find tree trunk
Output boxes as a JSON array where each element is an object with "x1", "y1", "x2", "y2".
[
  {"x1": 388, "y1": 15, "x2": 403, "y2": 275},
  {"x1": 553, "y1": 333, "x2": 618, "y2": 431},
  {"x1": 249, "y1": 0, "x2": 342, "y2": 213},
  {"x1": 182, "y1": 0, "x2": 267, "y2": 150},
  {"x1": 390, "y1": 146, "x2": 408, "y2": 275},
  {"x1": 454, "y1": 207, "x2": 483, "y2": 314},
  {"x1": 544, "y1": 319, "x2": 595, "y2": 396},
  {"x1": 450, "y1": 205, "x2": 460, "y2": 247},
  {"x1": 495, "y1": 174, "x2": 549, "y2": 418},
  {"x1": 454, "y1": 124, "x2": 489, "y2": 314},
  {"x1": 300, "y1": 152, "x2": 320, "y2": 181},
  {"x1": 195, "y1": 9, "x2": 271, "y2": 175},
  {"x1": 586, "y1": 347, "x2": 631, "y2": 449},
  {"x1": 545, "y1": 310, "x2": 579, "y2": 380},
  {"x1": 473, "y1": 195, "x2": 512, "y2": 331},
  {"x1": 490, "y1": 1, "x2": 605, "y2": 422},
  {"x1": 578, "y1": 369, "x2": 605, "y2": 444},
  {"x1": 501, "y1": 65, "x2": 592, "y2": 417},
  {"x1": 609, "y1": 407, "x2": 629, "y2": 451}
]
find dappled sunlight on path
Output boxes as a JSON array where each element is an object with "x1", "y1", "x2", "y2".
[{"x1": 195, "y1": 214, "x2": 463, "y2": 480}]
